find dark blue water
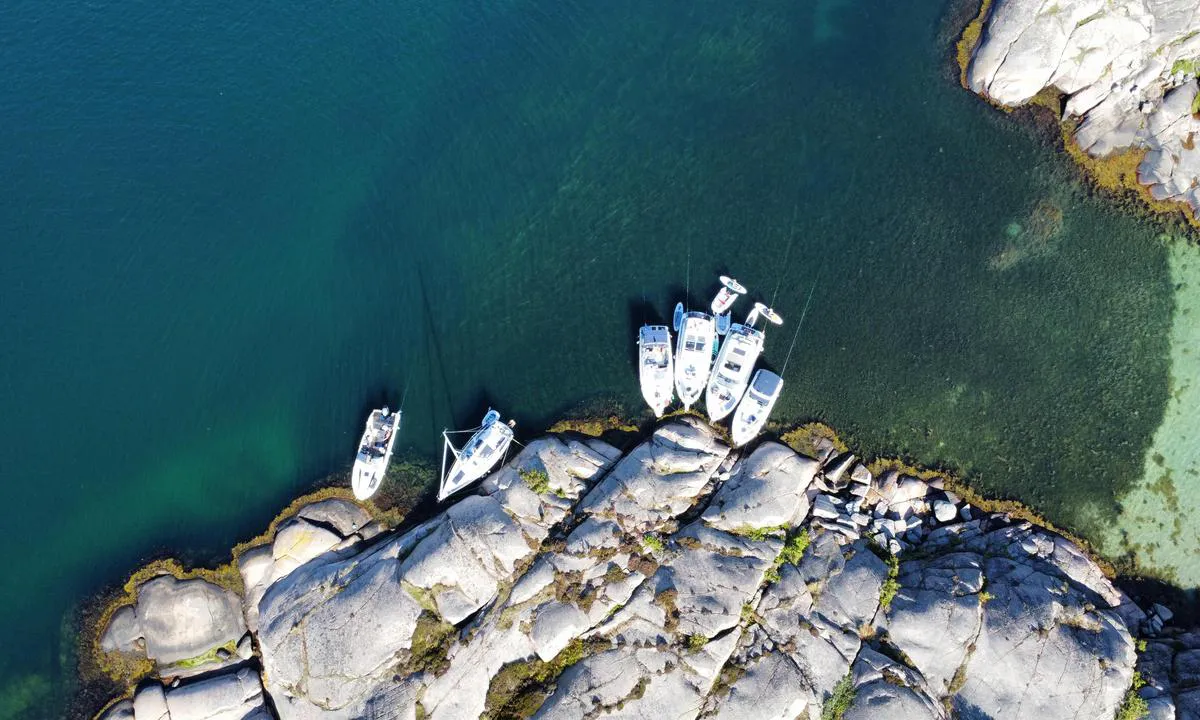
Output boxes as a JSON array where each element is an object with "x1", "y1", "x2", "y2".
[{"x1": 0, "y1": 0, "x2": 1173, "y2": 714}]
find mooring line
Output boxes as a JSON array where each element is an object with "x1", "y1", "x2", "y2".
[
  {"x1": 771, "y1": 202, "x2": 799, "y2": 308},
  {"x1": 781, "y1": 263, "x2": 822, "y2": 377}
]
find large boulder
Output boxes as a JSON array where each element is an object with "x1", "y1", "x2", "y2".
[
  {"x1": 126, "y1": 575, "x2": 246, "y2": 667},
  {"x1": 580, "y1": 417, "x2": 730, "y2": 532},
  {"x1": 702, "y1": 442, "x2": 819, "y2": 532}
]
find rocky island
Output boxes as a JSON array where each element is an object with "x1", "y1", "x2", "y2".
[
  {"x1": 961, "y1": 0, "x2": 1200, "y2": 222},
  {"x1": 88, "y1": 419, "x2": 1198, "y2": 719}
]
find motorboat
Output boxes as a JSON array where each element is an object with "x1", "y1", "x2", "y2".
[
  {"x1": 672, "y1": 302, "x2": 684, "y2": 333},
  {"x1": 351, "y1": 406, "x2": 401, "y2": 500},
  {"x1": 731, "y1": 370, "x2": 783, "y2": 447},
  {"x1": 711, "y1": 276, "x2": 747, "y2": 315},
  {"x1": 706, "y1": 302, "x2": 783, "y2": 422},
  {"x1": 638, "y1": 325, "x2": 674, "y2": 417},
  {"x1": 674, "y1": 311, "x2": 717, "y2": 410},
  {"x1": 439, "y1": 409, "x2": 515, "y2": 501},
  {"x1": 711, "y1": 276, "x2": 747, "y2": 336},
  {"x1": 704, "y1": 322, "x2": 765, "y2": 422}
]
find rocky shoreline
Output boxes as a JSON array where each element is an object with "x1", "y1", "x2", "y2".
[
  {"x1": 88, "y1": 418, "x2": 1198, "y2": 719},
  {"x1": 959, "y1": 0, "x2": 1200, "y2": 227}
]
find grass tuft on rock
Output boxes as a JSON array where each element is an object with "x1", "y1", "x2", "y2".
[
  {"x1": 879, "y1": 553, "x2": 901, "y2": 610},
  {"x1": 734, "y1": 524, "x2": 789, "y2": 542},
  {"x1": 1116, "y1": 672, "x2": 1150, "y2": 720},
  {"x1": 821, "y1": 673, "x2": 857, "y2": 720},
  {"x1": 779, "y1": 529, "x2": 810, "y2": 566},
  {"x1": 641, "y1": 532, "x2": 665, "y2": 553},
  {"x1": 519, "y1": 467, "x2": 552, "y2": 495}
]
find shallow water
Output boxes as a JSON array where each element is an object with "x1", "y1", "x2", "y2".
[
  {"x1": 0, "y1": 0, "x2": 1184, "y2": 713},
  {"x1": 1100, "y1": 240, "x2": 1200, "y2": 585}
]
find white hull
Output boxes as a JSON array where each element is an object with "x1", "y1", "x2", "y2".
[
  {"x1": 674, "y1": 311, "x2": 716, "y2": 410},
  {"x1": 731, "y1": 370, "x2": 782, "y2": 447},
  {"x1": 351, "y1": 407, "x2": 401, "y2": 500},
  {"x1": 439, "y1": 410, "x2": 514, "y2": 501},
  {"x1": 638, "y1": 325, "x2": 674, "y2": 417},
  {"x1": 705, "y1": 323, "x2": 764, "y2": 422},
  {"x1": 711, "y1": 276, "x2": 747, "y2": 315}
]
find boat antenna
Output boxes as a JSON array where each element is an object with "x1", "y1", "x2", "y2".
[
  {"x1": 781, "y1": 265, "x2": 821, "y2": 378},
  {"x1": 770, "y1": 203, "x2": 799, "y2": 308}
]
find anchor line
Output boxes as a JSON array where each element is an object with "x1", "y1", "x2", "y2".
[
  {"x1": 400, "y1": 357, "x2": 414, "y2": 412},
  {"x1": 771, "y1": 202, "x2": 799, "y2": 308},
  {"x1": 781, "y1": 264, "x2": 822, "y2": 378}
]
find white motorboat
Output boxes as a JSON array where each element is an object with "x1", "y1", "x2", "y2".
[
  {"x1": 439, "y1": 409, "x2": 515, "y2": 501},
  {"x1": 351, "y1": 406, "x2": 401, "y2": 500},
  {"x1": 711, "y1": 276, "x2": 747, "y2": 315},
  {"x1": 706, "y1": 302, "x2": 784, "y2": 422},
  {"x1": 731, "y1": 370, "x2": 783, "y2": 447},
  {"x1": 705, "y1": 322, "x2": 765, "y2": 422},
  {"x1": 674, "y1": 311, "x2": 717, "y2": 410},
  {"x1": 638, "y1": 325, "x2": 674, "y2": 417}
]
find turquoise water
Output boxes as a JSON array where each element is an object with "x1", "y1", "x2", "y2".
[{"x1": 0, "y1": 0, "x2": 1176, "y2": 714}]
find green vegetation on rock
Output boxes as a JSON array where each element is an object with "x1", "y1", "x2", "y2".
[
  {"x1": 519, "y1": 467, "x2": 552, "y2": 495},
  {"x1": 1170, "y1": 58, "x2": 1199, "y2": 77},
  {"x1": 779, "y1": 529, "x2": 811, "y2": 566},
  {"x1": 484, "y1": 637, "x2": 603, "y2": 720},
  {"x1": 641, "y1": 533, "x2": 665, "y2": 553},
  {"x1": 879, "y1": 553, "x2": 901, "y2": 610},
  {"x1": 821, "y1": 673, "x2": 857, "y2": 720},
  {"x1": 1116, "y1": 671, "x2": 1149, "y2": 720},
  {"x1": 173, "y1": 639, "x2": 239, "y2": 670}
]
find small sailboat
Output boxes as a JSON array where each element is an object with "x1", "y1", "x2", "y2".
[
  {"x1": 706, "y1": 303, "x2": 783, "y2": 422},
  {"x1": 351, "y1": 406, "x2": 401, "y2": 500},
  {"x1": 731, "y1": 370, "x2": 783, "y2": 447},
  {"x1": 711, "y1": 277, "x2": 746, "y2": 337},
  {"x1": 439, "y1": 409, "x2": 515, "y2": 502},
  {"x1": 674, "y1": 310, "x2": 717, "y2": 410},
  {"x1": 638, "y1": 325, "x2": 674, "y2": 417}
]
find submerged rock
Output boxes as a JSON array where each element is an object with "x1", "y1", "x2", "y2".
[{"x1": 93, "y1": 420, "x2": 1163, "y2": 720}]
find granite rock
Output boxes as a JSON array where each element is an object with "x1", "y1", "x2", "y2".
[
  {"x1": 94, "y1": 421, "x2": 1159, "y2": 720},
  {"x1": 966, "y1": 0, "x2": 1200, "y2": 213}
]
